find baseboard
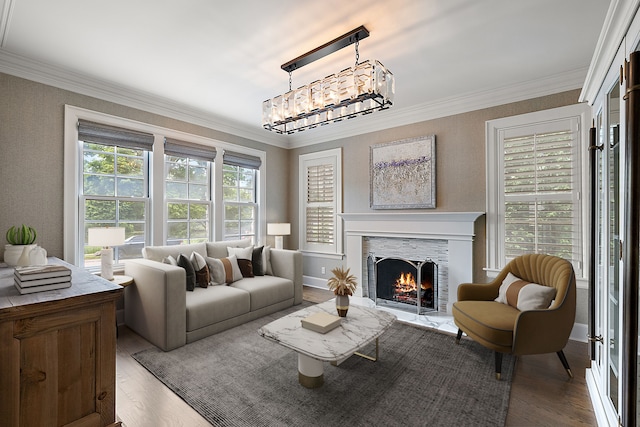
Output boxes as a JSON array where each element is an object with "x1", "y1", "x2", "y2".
[
  {"x1": 304, "y1": 275, "x2": 590, "y2": 344},
  {"x1": 303, "y1": 275, "x2": 329, "y2": 289},
  {"x1": 570, "y1": 322, "x2": 588, "y2": 343}
]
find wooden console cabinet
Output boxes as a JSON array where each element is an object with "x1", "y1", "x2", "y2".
[{"x1": 0, "y1": 258, "x2": 123, "y2": 427}]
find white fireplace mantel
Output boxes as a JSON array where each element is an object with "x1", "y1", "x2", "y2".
[{"x1": 338, "y1": 212, "x2": 484, "y2": 312}]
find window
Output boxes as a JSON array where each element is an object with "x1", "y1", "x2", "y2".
[
  {"x1": 486, "y1": 104, "x2": 589, "y2": 278},
  {"x1": 299, "y1": 148, "x2": 342, "y2": 255},
  {"x1": 78, "y1": 120, "x2": 152, "y2": 267},
  {"x1": 164, "y1": 138, "x2": 216, "y2": 245},
  {"x1": 222, "y1": 151, "x2": 261, "y2": 242},
  {"x1": 65, "y1": 106, "x2": 266, "y2": 269}
]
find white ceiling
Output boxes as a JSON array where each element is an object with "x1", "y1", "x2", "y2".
[{"x1": 0, "y1": 0, "x2": 609, "y2": 148}]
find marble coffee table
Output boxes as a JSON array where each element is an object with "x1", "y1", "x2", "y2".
[{"x1": 258, "y1": 299, "x2": 396, "y2": 388}]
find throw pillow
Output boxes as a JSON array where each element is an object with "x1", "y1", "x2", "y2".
[
  {"x1": 190, "y1": 252, "x2": 210, "y2": 288},
  {"x1": 206, "y1": 255, "x2": 243, "y2": 285},
  {"x1": 252, "y1": 245, "x2": 264, "y2": 276},
  {"x1": 263, "y1": 245, "x2": 273, "y2": 276},
  {"x1": 206, "y1": 257, "x2": 225, "y2": 285},
  {"x1": 495, "y1": 272, "x2": 557, "y2": 311},
  {"x1": 228, "y1": 246, "x2": 254, "y2": 277},
  {"x1": 237, "y1": 259, "x2": 254, "y2": 278},
  {"x1": 177, "y1": 253, "x2": 196, "y2": 291},
  {"x1": 227, "y1": 246, "x2": 253, "y2": 260},
  {"x1": 163, "y1": 255, "x2": 178, "y2": 266}
]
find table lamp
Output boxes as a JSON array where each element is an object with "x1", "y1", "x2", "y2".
[
  {"x1": 267, "y1": 223, "x2": 291, "y2": 250},
  {"x1": 88, "y1": 227, "x2": 125, "y2": 280}
]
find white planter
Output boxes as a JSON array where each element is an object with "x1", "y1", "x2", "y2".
[{"x1": 4, "y1": 244, "x2": 36, "y2": 266}]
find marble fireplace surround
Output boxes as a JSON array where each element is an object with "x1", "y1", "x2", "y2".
[{"x1": 339, "y1": 212, "x2": 484, "y2": 313}]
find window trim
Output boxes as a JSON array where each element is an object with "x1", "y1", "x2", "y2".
[
  {"x1": 298, "y1": 148, "x2": 343, "y2": 256},
  {"x1": 64, "y1": 105, "x2": 266, "y2": 266},
  {"x1": 485, "y1": 103, "x2": 590, "y2": 279},
  {"x1": 221, "y1": 160, "x2": 259, "y2": 242}
]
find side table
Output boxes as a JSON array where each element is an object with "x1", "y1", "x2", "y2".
[
  {"x1": 111, "y1": 274, "x2": 134, "y2": 288},
  {"x1": 110, "y1": 275, "x2": 133, "y2": 336}
]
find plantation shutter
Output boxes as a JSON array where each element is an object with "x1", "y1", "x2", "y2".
[
  {"x1": 164, "y1": 138, "x2": 216, "y2": 162},
  {"x1": 306, "y1": 163, "x2": 335, "y2": 244},
  {"x1": 502, "y1": 120, "x2": 580, "y2": 266},
  {"x1": 77, "y1": 119, "x2": 154, "y2": 150}
]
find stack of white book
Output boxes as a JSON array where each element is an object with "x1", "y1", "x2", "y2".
[{"x1": 14, "y1": 265, "x2": 72, "y2": 294}]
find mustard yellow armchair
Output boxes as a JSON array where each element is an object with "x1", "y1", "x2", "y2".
[{"x1": 452, "y1": 254, "x2": 576, "y2": 380}]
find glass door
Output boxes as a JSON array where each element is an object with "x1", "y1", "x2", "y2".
[{"x1": 606, "y1": 81, "x2": 621, "y2": 413}]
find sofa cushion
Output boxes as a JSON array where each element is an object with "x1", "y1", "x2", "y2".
[
  {"x1": 495, "y1": 272, "x2": 556, "y2": 311},
  {"x1": 206, "y1": 239, "x2": 251, "y2": 259},
  {"x1": 452, "y1": 300, "x2": 518, "y2": 349},
  {"x1": 177, "y1": 253, "x2": 196, "y2": 291},
  {"x1": 143, "y1": 242, "x2": 207, "y2": 262},
  {"x1": 185, "y1": 286, "x2": 250, "y2": 332},
  {"x1": 230, "y1": 276, "x2": 294, "y2": 311}
]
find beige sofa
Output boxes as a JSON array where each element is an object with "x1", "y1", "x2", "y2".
[{"x1": 124, "y1": 239, "x2": 303, "y2": 351}]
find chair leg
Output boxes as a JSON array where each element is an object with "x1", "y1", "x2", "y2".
[
  {"x1": 556, "y1": 350, "x2": 574, "y2": 379},
  {"x1": 495, "y1": 352, "x2": 503, "y2": 380},
  {"x1": 456, "y1": 328, "x2": 463, "y2": 344}
]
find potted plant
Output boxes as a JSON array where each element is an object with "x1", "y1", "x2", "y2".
[
  {"x1": 327, "y1": 266, "x2": 357, "y2": 317},
  {"x1": 4, "y1": 224, "x2": 37, "y2": 266}
]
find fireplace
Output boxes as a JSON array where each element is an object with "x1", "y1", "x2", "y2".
[
  {"x1": 369, "y1": 256, "x2": 438, "y2": 315},
  {"x1": 338, "y1": 212, "x2": 483, "y2": 313}
]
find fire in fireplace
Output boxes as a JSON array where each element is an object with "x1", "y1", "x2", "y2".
[{"x1": 369, "y1": 256, "x2": 438, "y2": 315}]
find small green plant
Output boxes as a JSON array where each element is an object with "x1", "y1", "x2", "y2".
[{"x1": 6, "y1": 224, "x2": 37, "y2": 245}]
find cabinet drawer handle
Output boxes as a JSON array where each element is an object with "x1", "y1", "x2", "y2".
[{"x1": 97, "y1": 391, "x2": 107, "y2": 401}]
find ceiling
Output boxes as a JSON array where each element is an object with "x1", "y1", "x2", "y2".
[{"x1": 0, "y1": 0, "x2": 610, "y2": 148}]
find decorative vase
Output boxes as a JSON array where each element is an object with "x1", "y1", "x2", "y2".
[
  {"x1": 336, "y1": 294, "x2": 349, "y2": 317},
  {"x1": 4, "y1": 244, "x2": 36, "y2": 266},
  {"x1": 16, "y1": 245, "x2": 33, "y2": 267}
]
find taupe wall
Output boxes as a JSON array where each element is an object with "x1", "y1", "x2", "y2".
[
  {"x1": 0, "y1": 73, "x2": 290, "y2": 261},
  {"x1": 0, "y1": 72, "x2": 588, "y2": 324},
  {"x1": 288, "y1": 89, "x2": 589, "y2": 324}
]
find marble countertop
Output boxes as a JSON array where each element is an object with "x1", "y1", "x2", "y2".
[{"x1": 258, "y1": 299, "x2": 396, "y2": 362}]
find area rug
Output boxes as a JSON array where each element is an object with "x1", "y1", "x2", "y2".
[{"x1": 132, "y1": 303, "x2": 515, "y2": 427}]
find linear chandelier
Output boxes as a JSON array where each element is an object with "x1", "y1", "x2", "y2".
[{"x1": 262, "y1": 26, "x2": 395, "y2": 134}]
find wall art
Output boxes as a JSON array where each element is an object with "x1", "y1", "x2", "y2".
[{"x1": 370, "y1": 135, "x2": 436, "y2": 209}]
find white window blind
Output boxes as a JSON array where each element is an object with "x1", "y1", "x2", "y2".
[
  {"x1": 485, "y1": 104, "x2": 589, "y2": 278},
  {"x1": 503, "y1": 129, "x2": 579, "y2": 262}
]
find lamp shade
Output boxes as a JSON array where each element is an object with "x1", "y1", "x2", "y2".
[
  {"x1": 267, "y1": 223, "x2": 291, "y2": 236},
  {"x1": 88, "y1": 227, "x2": 125, "y2": 247}
]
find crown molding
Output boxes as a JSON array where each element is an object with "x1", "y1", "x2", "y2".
[
  {"x1": 1, "y1": 49, "x2": 586, "y2": 151},
  {"x1": 0, "y1": 50, "x2": 289, "y2": 148},
  {"x1": 579, "y1": 0, "x2": 640, "y2": 104},
  {"x1": 285, "y1": 67, "x2": 588, "y2": 149}
]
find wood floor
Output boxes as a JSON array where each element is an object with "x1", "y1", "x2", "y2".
[{"x1": 115, "y1": 286, "x2": 597, "y2": 426}]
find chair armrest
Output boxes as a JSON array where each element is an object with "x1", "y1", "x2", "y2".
[
  {"x1": 124, "y1": 259, "x2": 187, "y2": 351},
  {"x1": 269, "y1": 249, "x2": 303, "y2": 304},
  {"x1": 512, "y1": 306, "x2": 574, "y2": 355},
  {"x1": 457, "y1": 281, "x2": 500, "y2": 301}
]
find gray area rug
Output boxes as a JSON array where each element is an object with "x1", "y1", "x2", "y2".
[{"x1": 132, "y1": 303, "x2": 515, "y2": 427}]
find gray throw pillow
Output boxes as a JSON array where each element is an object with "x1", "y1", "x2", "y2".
[{"x1": 252, "y1": 246, "x2": 264, "y2": 276}]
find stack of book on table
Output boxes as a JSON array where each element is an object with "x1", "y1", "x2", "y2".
[{"x1": 14, "y1": 264, "x2": 72, "y2": 294}]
